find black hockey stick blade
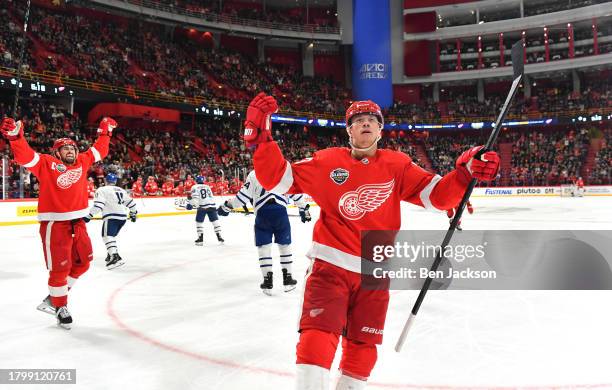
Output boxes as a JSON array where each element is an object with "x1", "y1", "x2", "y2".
[{"x1": 511, "y1": 40, "x2": 524, "y2": 80}]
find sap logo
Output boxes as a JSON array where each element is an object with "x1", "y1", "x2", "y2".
[
  {"x1": 359, "y1": 63, "x2": 387, "y2": 80},
  {"x1": 361, "y1": 326, "x2": 383, "y2": 335},
  {"x1": 485, "y1": 189, "x2": 512, "y2": 195}
]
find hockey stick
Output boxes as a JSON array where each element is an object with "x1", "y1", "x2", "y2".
[
  {"x1": 12, "y1": 0, "x2": 32, "y2": 118},
  {"x1": 12, "y1": 0, "x2": 32, "y2": 199},
  {"x1": 395, "y1": 41, "x2": 524, "y2": 352}
]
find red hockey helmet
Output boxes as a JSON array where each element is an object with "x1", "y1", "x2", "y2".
[
  {"x1": 345, "y1": 100, "x2": 383, "y2": 127},
  {"x1": 52, "y1": 138, "x2": 79, "y2": 157}
]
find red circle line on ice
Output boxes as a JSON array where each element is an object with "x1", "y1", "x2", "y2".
[{"x1": 107, "y1": 261, "x2": 611, "y2": 390}]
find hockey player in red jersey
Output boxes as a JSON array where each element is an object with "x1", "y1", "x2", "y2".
[
  {"x1": 0, "y1": 116, "x2": 117, "y2": 329},
  {"x1": 447, "y1": 200, "x2": 473, "y2": 231},
  {"x1": 575, "y1": 176, "x2": 585, "y2": 197},
  {"x1": 161, "y1": 177, "x2": 175, "y2": 196},
  {"x1": 144, "y1": 176, "x2": 159, "y2": 196},
  {"x1": 87, "y1": 177, "x2": 96, "y2": 198},
  {"x1": 131, "y1": 177, "x2": 144, "y2": 197},
  {"x1": 242, "y1": 93, "x2": 500, "y2": 389},
  {"x1": 184, "y1": 174, "x2": 196, "y2": 193}
]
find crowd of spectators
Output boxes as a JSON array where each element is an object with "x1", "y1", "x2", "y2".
[
  {"x1": 3, "y1": 98, "x2": 607, "y2": 200},
  {"x1": 588, "y1": 129, "x2": 611, "y2": 184}
]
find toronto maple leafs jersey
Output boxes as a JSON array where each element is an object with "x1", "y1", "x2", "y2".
[
  {"x1": 189, "y1": 184, "x2": 217, "y2": 209},
  {"x1": 228, "y1": 170, "x2": 307, "y2": 214},
  {"x1": 253, "y1": 142, "x2": 472, "y2": 273},
  {"x1": 87, "y1": 185, "x2": 137, "y2": 220}
]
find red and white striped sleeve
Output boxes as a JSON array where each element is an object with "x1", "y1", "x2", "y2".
[
  {"x1": 8, "y1": 137, "x2": 43, "y2": 176},
  {"x1": 253, "y1": 141, "x2": 319, "y2": 195},
  {"x1": 400, "y1": 160, "x2": 471, "y2": 212}
]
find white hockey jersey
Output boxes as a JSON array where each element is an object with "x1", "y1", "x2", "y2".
[
  {"x1": 189, "y1": 184, "x2": 217, "y2": 209},
  {"x1": 229, "y1": 170, "x2": 306, "y2": 214},
  {"x1": 87, "y1": 185, "x2": 137, "y2": 220}
]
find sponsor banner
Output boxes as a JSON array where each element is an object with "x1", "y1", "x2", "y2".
[
  {"x1": 0, "y1": 195, "x2": 318, "y2": 225},
  {"x1": 16, "y1": 206, "x2": 38, "y2": 217},
  {"x1": 474, "y1": 186, "x2": 612, "y2": 197}
]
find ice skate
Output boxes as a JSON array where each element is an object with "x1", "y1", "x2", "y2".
[
  {"x1": 282, "y1": 269, "x2": 297, "y2": 292},
  {"x1": 36, "y1": 295, "x2": 55, "y2": 316},
  {"x1": 195, "y1": 234, "x2": 204, "y2": 246},
  {"x1": 260, "y1": 271, "x2": 273, "y2": 296},
  {"x1": 216, "y1": 232, "x2": 225, "y2": 244},
  {"x1": 106, "y1": 253, "x2": 125, "y2": 270},
  {"x1": 56, "y1": 306, "x2": 72, "y2": 330}
]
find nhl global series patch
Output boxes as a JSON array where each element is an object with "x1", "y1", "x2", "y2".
[{"x1": 330, "y1": 168, "x2": 349, "y2": 185}]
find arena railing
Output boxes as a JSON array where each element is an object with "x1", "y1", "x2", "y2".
[
  {"x1": 106, "y1": 0, "x2": 341, "y2": 35},
  {"x1": 1, "y1": 66, "x2": 610, "y2": 125}
]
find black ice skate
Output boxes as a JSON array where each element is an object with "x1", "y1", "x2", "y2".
[
  {"x1": 36, "y1": 295, "x2": 55, "y2": 316},
  {"x1": 260, "y1": 271, "x2": 273, "y2": 296},
  {"x1": 56, "y1": 306, "x2": 72, "y2": 330},
  {"x1": 106, "y1": 253, "x2": 125, "y2": 270},
  {"x1": 216, "y1": 232, "x2": 225, "y2": 244},
  {"x1": 195, "y1": 234, "x2": 204, "y2": 246},
  {"x1": 282, "y1": 269, "x2": 297, "y2": 292},
  {"x1": 105, "y1": 253, "x2": 111, "y2": 264}
]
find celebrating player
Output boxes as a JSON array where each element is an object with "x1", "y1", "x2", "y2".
[
  {"x1": 0, "y1": 116, "x2": 117, "y2": 330},
  {"x1": 186, "y1": 175, "x2": 224, "y2": 245},
  {"x1": 84, "y1": 173, "x2": 138, "y2": 269},
  {"x1": 242, "y1": 93, "x2": 500, "y2": 389},
  {"x1": 218, "y1": 170, "x2": 311, "y2": 294}
]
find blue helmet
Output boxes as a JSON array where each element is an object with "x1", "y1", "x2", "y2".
[
  {"x1": 195, "y1": 175, "x2": 205, "y2": 184},
  {"x1": 105, "y1": 173, "x2": 118, "y2": 184}
]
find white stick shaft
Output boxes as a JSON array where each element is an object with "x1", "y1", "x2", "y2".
[{"x1": 394, "y1": 313, "x2": 416, "y2": 352}]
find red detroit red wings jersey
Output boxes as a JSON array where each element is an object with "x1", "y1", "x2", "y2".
[
  {"x1": 254, "y1": 141, "x2": 471, "y2": 273},
  {"x1": 9, "y1": 136, "x2": 110, "y2": 221}
]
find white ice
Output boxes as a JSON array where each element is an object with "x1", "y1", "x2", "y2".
[{"x1": 1, "y1": 196, "x2": 612, "y2": 390}]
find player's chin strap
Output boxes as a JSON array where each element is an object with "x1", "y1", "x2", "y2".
[{"x1": 347, "y1": 122, "x2": 383, "y2": 153}]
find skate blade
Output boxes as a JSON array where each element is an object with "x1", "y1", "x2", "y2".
[
  {"x1": 37, "y1": 304, "x2": 56, "y2": 316},
  {"x1": 195, "y1": 242, "x2": 204, "y2": 246},
  {"x1": 262, "y1": 289, "x2": 273, "y2": 296},
  {"x1": 106, "y1": 260, "x2": 125, "y2": 270},
  {"x1": 57, "y1": 322, "x2": 72, "y2": 330},
  {"x1": 284, "y1": 285, "x2": 297, "y2": 293}
]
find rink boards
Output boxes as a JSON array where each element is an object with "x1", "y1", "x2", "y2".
[{"x1": 0, "y1": 186, "x2": 610, "y2": 226}]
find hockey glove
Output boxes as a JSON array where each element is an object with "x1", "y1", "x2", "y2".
[
  {"x1": 456, "y1": 146, "x2": 500, "y2": 182},
  {"x1": 299, "y1": 204, "x2": 312, "y2": 223},
  {"x1": 185, "y1": 203, "x2": 194, "y2": 211},
  {"x1": 129, "y1": 211, "x2": 137, "y2": 222},
  {"x1": 243, "y1": 92, "x2": 278, "y2": 148},
  {"x1": 0, "y1": 118, "x2": 24, "y2": 141},
  {"x1": 97, "y1": 117, "x2": 117, "y2": 137},
  {"x1": 217, "y1": 201, "x2": 232, "y2": 216}
]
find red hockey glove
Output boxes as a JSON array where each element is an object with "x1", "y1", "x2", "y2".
[
  {"x1": 0, "y1": 118, "x2": 24, "y2": 141},
  {"x1": 456, "y1": 146, "x2": 500, "y2": 182},
  {"x1": 243, "y1": 92, "x2": 278, "y2": 148},
  {"x1": 97, "y1": 117, "x2": 117, "y2": 136}
]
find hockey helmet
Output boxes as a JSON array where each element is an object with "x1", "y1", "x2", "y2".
[
  {"x1": 345, "y1": 100, "x2": 383, "y2": 127},
  {"x1": 52, "y1": 138, "x2": 79, "y2": 158},
  {"x1": 195, "y1": 175, "x2": 205, "y2": 184},
  {"x1": 106, "y1": 173, "x2": 118, "y2": 184}
]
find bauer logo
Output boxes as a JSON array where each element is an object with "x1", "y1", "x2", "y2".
[
  {"x1": 330, "y1": 168, "x2": 349, "y2": 185},
  {"x1": 359, "y1": 63, "x2": 388, "y2": 79},
  {"x1": 361, "y1": 326, "x2": 383, "y2": 335}
]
